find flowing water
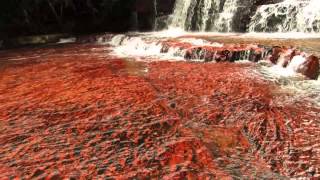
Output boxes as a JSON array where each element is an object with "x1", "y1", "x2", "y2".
[
  {"x1": 107, "y1": 31, "x2": 320, "y2": 107},
  {"x1": 169, "y1": 0, "x2": 230, "y2": 31},
  {"x1": 167, "y1": 0, "x2": 320, "y2": 32},
  {"x1": 250, "y1": 0, "x2": 320, "y2": 32},
  {"x1": 210, "y1": 0, "x2": 240, "y2": 32},
  {"x1": 1, "y1": 0, "x2": 320, "y2": 178},
  {"x1": 169, "y1": 0, "x2": 194, "y2": 30},
  {"x1": 0, "y1": 31, "x2": 319, "y2": 178}
]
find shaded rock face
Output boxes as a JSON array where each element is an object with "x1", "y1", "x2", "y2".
[
  {"x1": 155, "y1": 0, "x2": 176, "y2": 29},
  {"x1": 0, "y1": 0, "x2": 138, "y2": 38},
  {"x1": 0, "y1": 0, "x2": 176, "y2": 38},
  {"x1": 135, "y1": 0, "x2": 156, "y2": 13},
  {"x1": 134, "y1": 0, "x2": 176, "y2": 31},
  {"x1": 157, "y1": 0, "x2": 176, "y2": 15},
  {"x1": 134, "y1": 0, "x2": 176, "y2": 14}
]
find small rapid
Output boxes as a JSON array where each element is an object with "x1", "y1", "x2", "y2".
[
  {"x1": 109, "y1": 34, "x2": 183, "y2": 60},
  {"x1": 106, "y1": 31, "x2": 320, "y2": 108},
  {"x1": 108, "y1": 33, "x2": 224, "y2": 61},
  {"x1": 256, "y1": 62, "x2": 320, "y2": 107}
]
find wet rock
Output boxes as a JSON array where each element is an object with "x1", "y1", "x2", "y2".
[
  {"x1": 307, "y1": 167, "x2": 316, "y2": 176},
  {"x1": 169, "y1": 102, "x2": 176, "y2": 109},
  {"x1": 267, "y1": 46, "x2": 282, "y2": 64},
  {"x1": 47, "y1": 171, "x2": 62, "y2": 180},
  {"x1": 3, "y1": 34, "x2": 71, "y2": 48},
  {"x1": 134, "y1": 0, "x2": 157, "y2": 31},
  {"x1": 278, "y1": 49, "x2": 298, "y2": 67},
  {"x1": 156, "y1": 15, "x2": 171, "y2": 30},
  {"x1": 1, "y1": 40, "x2": 320, "y2": 179},
  {"x1": 31, "y1": 168, "x2": 46, "y2": 178},
  {"x1": 296, "y1": 55, "x2": 320, "y2": 80},
  {"x1": 184, "y1": 45, "x2": 264, "y2": 62}
]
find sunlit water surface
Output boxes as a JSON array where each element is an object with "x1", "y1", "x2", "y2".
[{"x1": 0, "y1": 31, "x2": 319, "y2": 179}]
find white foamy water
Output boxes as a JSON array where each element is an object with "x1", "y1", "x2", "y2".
[
  {"x1": 144, "y1": 28, "x2": 320, "y2": 39},
  {"x1": 107, "y1": 31, "x2": 320, "y2": 107},
  {"x1": 107, "y1": 30, "x2": 320, "y2": 61},
  {"x1": 200, "y1": 0, "x2": 213, "y2": 31},
  {"x1": 256, "y1": 63, "x2": 320, "y2": 107},
  {"x1": 255, "y1": 56, "x2": 320, "y2": 107},
  {"x1": 169, "y1": 0, "x2": 194, "y2": 30},
  {"x1": 58, "y1": 37, "x2": 76, "y2": 44},
  {"x1": 107, "y1": 33, "x2": 226, "y2": 61},
  {"x1": 178, "y1": 38, "x2": 223, "y2": 47},
  {"x1": 211, "y1": 0, "x2": 239, "y2": 32},
  {"x1": 287, "y1": 55, "x2": 307, "y2": 72},
  {"x1": 166, "y1": 0, "x2": 320, "y2": 33},
  {"x1": 241, "y1": 32, "x2": 320, "y2": 39},
  {"x1": 108, "y1": 34, "x2": 183, "y2": 61},
  {"x1": 249, "y1": 0, "x2": 320, "y2": 33},
  {"x1": 168, "y1": 0, "x2": 240, "y2": 32}
]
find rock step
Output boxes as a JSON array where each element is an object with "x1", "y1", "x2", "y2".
[{"x1": 160, "y1": 39, "x2": 320, "y2": 80}]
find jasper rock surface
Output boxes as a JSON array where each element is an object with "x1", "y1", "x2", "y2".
[
  {"x1": 0, "y1": 42, "x2": 319, "y2": 179},
  {"x1": 297, "y1": 55, "x2": 320, "y2": 80}
]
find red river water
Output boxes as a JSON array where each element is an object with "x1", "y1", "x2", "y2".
[{"x1": 0, "y1": 33, "x2": 320, "y2": 179}]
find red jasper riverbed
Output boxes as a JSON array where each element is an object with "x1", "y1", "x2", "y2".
[{"x1": 0, "y1": 42, "x2": 320, "y2": 179}]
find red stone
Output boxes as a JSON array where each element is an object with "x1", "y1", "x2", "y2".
[
  {"x1": 297, "y1": 55, "x2": 320, "y2": 80},
  {"x1": 267, "y1": 46, "x2": 283, "y2": 64},
  {"x1": 279, "y1": 49, "x2": 298, "y2": 67},
  {"x1": 0, "y1": 42, "x2": 319, "y2": 179}
]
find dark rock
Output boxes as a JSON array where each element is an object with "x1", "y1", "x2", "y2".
[
  {"x1": 135, "y1": 0, "x2": 157, "y2": 31},
  {"x1": 156, "y1": 15, "x2": 172, "y2": 30},
  {"x1": 297, "y1": 55, "x2": 320, "y2": 80},
  {"x1": 267, "y1": 46, "x2": 282, "y2": 64},
  {"x1": 47, "y1": 171, "x2": 62, "y2": 180},
  {"x1": 31, "y1": 168, "x2": 46, "y2": 178}
]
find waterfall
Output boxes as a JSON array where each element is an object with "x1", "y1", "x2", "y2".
[
  {"x1": 296, "y1": 0, "x2": 320, "y2": 32},
  {"x1": 169, "y1": 0, "x2": 195, "y2": 30},
  {"x1": 168, "y1": 0, "x2": 248, "y2": 32},
  {"x1": 199, "y1": 0, "x2": 213, "y2": 31},
  {"x1": 167, "y1": 0, "x2": 320, "y2": 33},
  {"x1": 210, "y1": 0, "x2": 240, "y2": 32},
  {"x1": 249, "y1": 0, "x2": 320, "y2": 33},
  {"x1": 169, "y1": 0, "x2": 226, "y2": 31},
  {"x1": 168, "y1": 0, "x2": 241, "y2": 31}
]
